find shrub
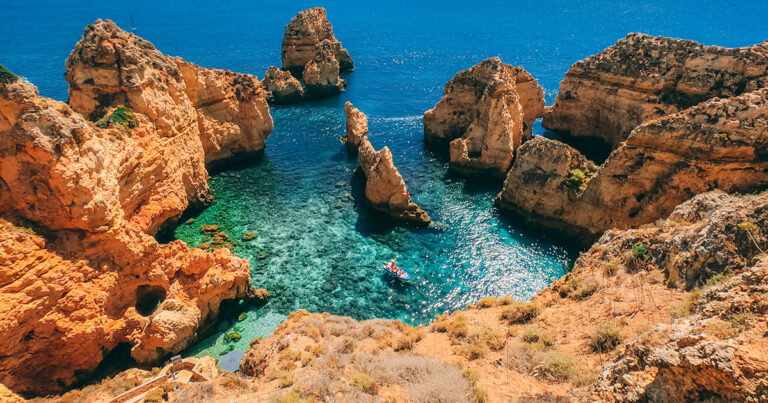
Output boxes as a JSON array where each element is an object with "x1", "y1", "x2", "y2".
[
  {"x1": 468, "y1": 327, "x2": 505, "y2": 351},
  {"x1": 523, "y1": 326, "x2": 554, "y2": 347},
  {"x1": 499, "y1": 296, "x2": 516, "y2": 305},
  {"x1": 433, "y1": 313, "x2": 468, "y2": 340},
  {"x1": 94, "y1": 105, "x2": 139, "y2": 129},
  {"x1": 275, "y1": 391, "x2": 301, "y2": 403},
  {"x1": 0, "y1": 64, "x2": 19, "y2": 84},
  {"x1": 572, "y1": 276, "x2": 599, "y2": 299},
  {"x1": 350, "y1": 371, "x2": 377, "y2": 394},
  {"x1": 701, "y1": 319, "x2": 736, "y2": 339},
  {"x1": 603, "y1": 259, "x2": 620, "y2": 276},
  {"x1": 393, "y1": 327, "x2": 423, "y2": 352},
  {"x1": 705, "y1": 273, "x2": 726, "y2": 287},
  {"x1": 338, "y1": 338, "x2": 355, "y2": 354},
  {"x1": 142, "y1": 386, "x2": 165, "y2": 403},
  {"x1": 631, "y1": 243, "x2": 648, "y2": 259},
  {"x1": 278, "y1": 371, "x2": 294, "y2": 388},
  {"x1": 589, "y1": 323, "x2": 622, "y2": 352},
  {"x1": 474, "y1": 387, "x2": 486, "y2": 402},
  {"x1": 457, "y1": 339, "x2": 488, "y2": 360},
  {"x1": 648, "y1": 269, "x2": 666, "y2": 284},
  {"x1": 476, "y1": 297, "x2": 498, "y2": 308},
  {"x1": 563, "y1": 162, "x2": 596, "y2": 191},
  {"x1": 671, "y1": 288, "x2": 702, "y2": 319},
  {"x1": 500, "y1": 302, "x2": 540, "y2": 324},
  {"x1": 727, "y1": 312, "x2": 755, "y2": 331},
  {"x1": 536, "y1": 351, "x2": 578, "y2": 382}
]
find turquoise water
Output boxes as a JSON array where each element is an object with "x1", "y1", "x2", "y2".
[{"x1": 4, "y1": 0, "x2": 767, "y2": 357}]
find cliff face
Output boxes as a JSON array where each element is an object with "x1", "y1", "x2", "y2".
[
  {"x1": 423, "y1": 58, "x2": 544, "y2": 176},
  {"x1": 281, "y1": 7, "x2": 353, "y2": 76},
  {"x1": 0, "y1": 20, "x2": 272, "y2": 396},
  {"x1": 302, "y1": 39, "x2": 347, "y2": 96},
  {"x1": 345, "y1": 103, "x2": 430, "y2": 225},
  {"x1": 543, "y1": 34, "x2": 768, "y2": 146},
  {"x1": 65, "y1": 20, "x2": 273, "y2": 167},
  {"x1": 498, "y1": 87, "x2": 768, "y2": 241}
]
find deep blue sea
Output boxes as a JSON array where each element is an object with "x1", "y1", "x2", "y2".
[{"x1": 3, "y1": 1, "x2": 766, "y2": 357}]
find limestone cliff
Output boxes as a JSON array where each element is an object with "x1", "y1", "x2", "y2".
[
  {"x1": 423, "y1": 58, "x2": 544, "y2": 176},
  {"x1": 344, "y1": 103, "x2": 430, "y2": 225},
  {"x1": 302, "y1": 39, "x2": 346, "y2": 97},
  {"x1": 543, "y1": 34, "x2": 768, "y2": 146},
  {"x1": 0, "y1": 20, "x2": 272, "y2": 396},
  {"x1": 498, "y1": 87, "x2": 768, "y2": 242},
  {"x1": 262, "y1": 66, "x2": 304, "y2": 104},
  {"x1": 281, "y1": 7, "x2": 353, "y2": 76}
]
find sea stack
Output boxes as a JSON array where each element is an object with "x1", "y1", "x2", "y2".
[
  {"x1": 262, "y1": 66, "x2": 305, "y2": 104},
  {"x1": 345, "y1": 102, "x2": 430, "y2": 225},
  {"x1": 423, "y1": 57, "x2": 545, "y2": 177},
  {"x1": 0, "y1": 20, "x2": 272, "y2": 395},
  {"x1": 543, "y1": 33, "x2": 768, "y2": 146},
  {"x1": 302, "y1": 39, "x2": 347, "y2": 96},
  {"x1": 282, "y1": 7, "x2": 354, "y2": 76}
]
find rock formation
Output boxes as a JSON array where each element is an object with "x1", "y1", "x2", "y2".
[
  {"x1": 344, "y1": 103, "x2": 430, "y2": 225},
  {"x1": 302, "y1": 39, "x2": 346, "y2": 96},
  {"x1": 543, "y1": 34, "x2": 768, "y2": 146},
  {"x1": 262, "y1": 66, "x2": 304, "y2": 104},
  {"x1": 498, "y1": 87, "x2": 768, "y2": 242},
  {"x1": 281, "y1": 7, "x2": 353, "y2": 76},
  {"x1": 423, "y1": 58, "x2": 545, "y2": 176},
  {"x1": 342, "y1": 101, "x2": 368, "y2": 151},
  {"x1": 0, "y1": 19, "x2": 272, "y2": 396}
]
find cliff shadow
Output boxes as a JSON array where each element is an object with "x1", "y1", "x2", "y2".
[
  {"x1": 538, "y1": 129, "x2": 613, "y2": 164},
  {"x1": 349, "y1": 167, "x2": 398, "y2": 236}
]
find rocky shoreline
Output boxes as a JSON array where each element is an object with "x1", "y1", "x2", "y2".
[{"x1": 2, "y1": 10, "x2": 768, "y2": 403}]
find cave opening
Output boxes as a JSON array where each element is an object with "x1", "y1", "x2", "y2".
[{"x1": 135, "y1": 285, "x2": 166, "y2": 316}]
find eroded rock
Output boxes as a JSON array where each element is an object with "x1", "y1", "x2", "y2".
[
  {"x1": 262, "y1": 66, "x2": 305, "y2": 104},
  {"x1": 424, "y1": 58, "x2": 544, "y2": 176},
  {"x1": 543, "y1": 34, "x2": 768, "y2": 146},
  {"x1": 302, "y1": 39, "x2": 347, "y2": 96},
  {"x1": 342, "y1": 101, "x2": 368, "y2": 151},
  {"x1": 498, "y1": 88, "x2": 768, "y2": 242},
  {"x1": 0, "y1": 19, "x2": 272, "y2": 396},
  {"x1": 281, "y1": 7, "x2": 353, "y2": 76}
]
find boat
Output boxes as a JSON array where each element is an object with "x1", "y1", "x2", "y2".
[{"x1": 383, "y1": 261, "x2": 411, "y2": 282}]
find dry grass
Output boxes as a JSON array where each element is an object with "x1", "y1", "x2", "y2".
[
  {"x1": 589, "y1": 323, "x2": 623, "y2": 352},
  {"x1": 671, "y1": 289, "x2": 703, "y2": 319},
  {"x1": 500, "y1": 302, "x2": 540, "y2": 324},
  {"x1": 476, "y1": 297, "x2": 499, "y2": 308},
  {"x1": 522, "y1": 326, "x2": 554, "y2": 347}
]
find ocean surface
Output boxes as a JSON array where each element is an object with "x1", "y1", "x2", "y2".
[{"x1": 3, "y1": 1, "x2": 766, "y2": 358}]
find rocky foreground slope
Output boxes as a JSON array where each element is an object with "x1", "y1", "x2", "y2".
[
  {"x1": 0, "y1": 20, "x2": 272, "y2": 396},
  {"x1": 543, "y1": 33, "x2": 768, "y2": 146},
  {"x1": 423, "y1": 57, "x2": 545, "y2": 177}
]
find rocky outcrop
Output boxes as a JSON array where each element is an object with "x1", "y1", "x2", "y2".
[
  {"x1": 498, "y1": 88, "x2": 768, "y2": 242},
  {"x1": 344, "y1": 103, "x2": 430, "y2": 225},
  {"x1": 543, "y1": 34, "x2": 768, "y2": 146},
  {"x1": 302, "y1": 39, "x2": 346, "y2": 96},
  {"x1": 281, "y1": 7, "x2": 353, "y2": 76},
  {"x1": 342, "y1": 101, "x2": 368, "y2": 151},
  {"x1": 423, "y1": 58, "x2": 545, "y2": 176},
  {"x1": 262, "y1": 66, "x2": 304, "y2": 104},
  {"x1": 65, "y1": 20, "x2": 273, "y2": 167},
  {"x1": 0, "y1": 20, "x2": 272, "y2": 396}
]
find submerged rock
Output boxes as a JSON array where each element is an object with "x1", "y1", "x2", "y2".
[
  {"x1": 262, "y1": 66, "x2": 304, "y2": 104},
  {"x1": 282, "y1": 7, "x2": 353, "y2": 76},
  {"x1": 543, "y1": 33, "x2": 768, "y2": 146},
  {"x1": 303, "y1": 39, "x2": 347, "y2": 97},
  {"x1": 344, "y1": 102, "x2": 430, "y2": 225},
  {"x1": 424, "y1": 57, "x2": 544, "y2": 176},
  {"x1": 0, "y1": 19, "x2": 268, "y2": 396},
  {"x1": 497, "y1": 87, "x2": 768, "y2": 242}
]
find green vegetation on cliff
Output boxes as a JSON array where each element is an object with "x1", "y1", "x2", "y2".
[{"x1": 0, "y1": 64, "x2": 19, "y2": 84}]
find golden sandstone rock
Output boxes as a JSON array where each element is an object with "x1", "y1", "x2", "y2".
[
  {"x1": 281, "y1": 7, "x2": 353, "y2": 76},
  {"x1": 0, "y1": 19, "x2": 271, "y2": 395},
  {"x1": 543, "y1": 33, "x2": 768, "y2": 146},
  {"x1": 424, "y1": 57, "x2": 544, "y2": 176},
  {"x1": 262, "y1": 66, "x2": 305, "y2": 104},
  {"x1": 345, "y1": 103, "x2": 430, "y2": 225}
]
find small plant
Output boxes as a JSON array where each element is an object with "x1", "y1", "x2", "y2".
[
  {"x1": 393, "y1": 326, "x2": 423, "y2": 352},
  {"x1": 631, "y1": 243, "x2": 649, "y2": 259},
  {"x1": 589, "y1": 323, "x2": 622, "y2": 352},
  {"x1": 522, "y1": 326, "x2": 554, "y2": 347},
  {"x1": 275, "y1": 391, "x2": 300, "y2": 403},
  {"x1": 350, "y1": 371, "x2": 377, "y2": 394},
  {"x1": 603, "y1": 259, "x2": 620, "y2": 276},
  {"x1": 563, "y1": 161, "x2": 596, "y2": 191},
  {"x1": 738, "y1": 221, "x2": 765, "y2": 253},
  {"x1": 94, "y1": 105, "x2": 139, "y2": 130},
  {"x1": 457, "y1": 338, "x2": 489, "y2": 360},
  {"x1": 0, "y1": 64, "x2": 19, "y2": 84},
  {"x1": 648, "y1": 269, "x2": 666, "y2": 284},
  {"x1": 671, "y1": 288, "x2": 702, "y2": 318},
  {"x1": 500, "y1": 302, "x2": 540, "y2": 324},
  {"x1": 573, "y1": 276, "x2": 599, "y2": 299},
  {"x1": 535, "y1": 351, "x2": 578, "y2": 382},
  {"x1": 277, "y1": 371, "x2": 294, "y2": 388},
  {"x1": 715, "y1": 132, "x2": 729, "y2": 141},
  {"x1": 727, "y1": 311, "x2": 755, "y2": 331},
  {"x1": 705, "y1": 273, "x2": 726, "y2": 287},
  {"x1": 476, "y1": 297, "x2": 498, "y2": 308},
  {"x1": 499, "y1": 296, "x2": 516, "y2": 305}
]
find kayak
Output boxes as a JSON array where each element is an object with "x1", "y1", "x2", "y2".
[{"x1": 383, "y1": 263, "x2": 411, "y2": 282}]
